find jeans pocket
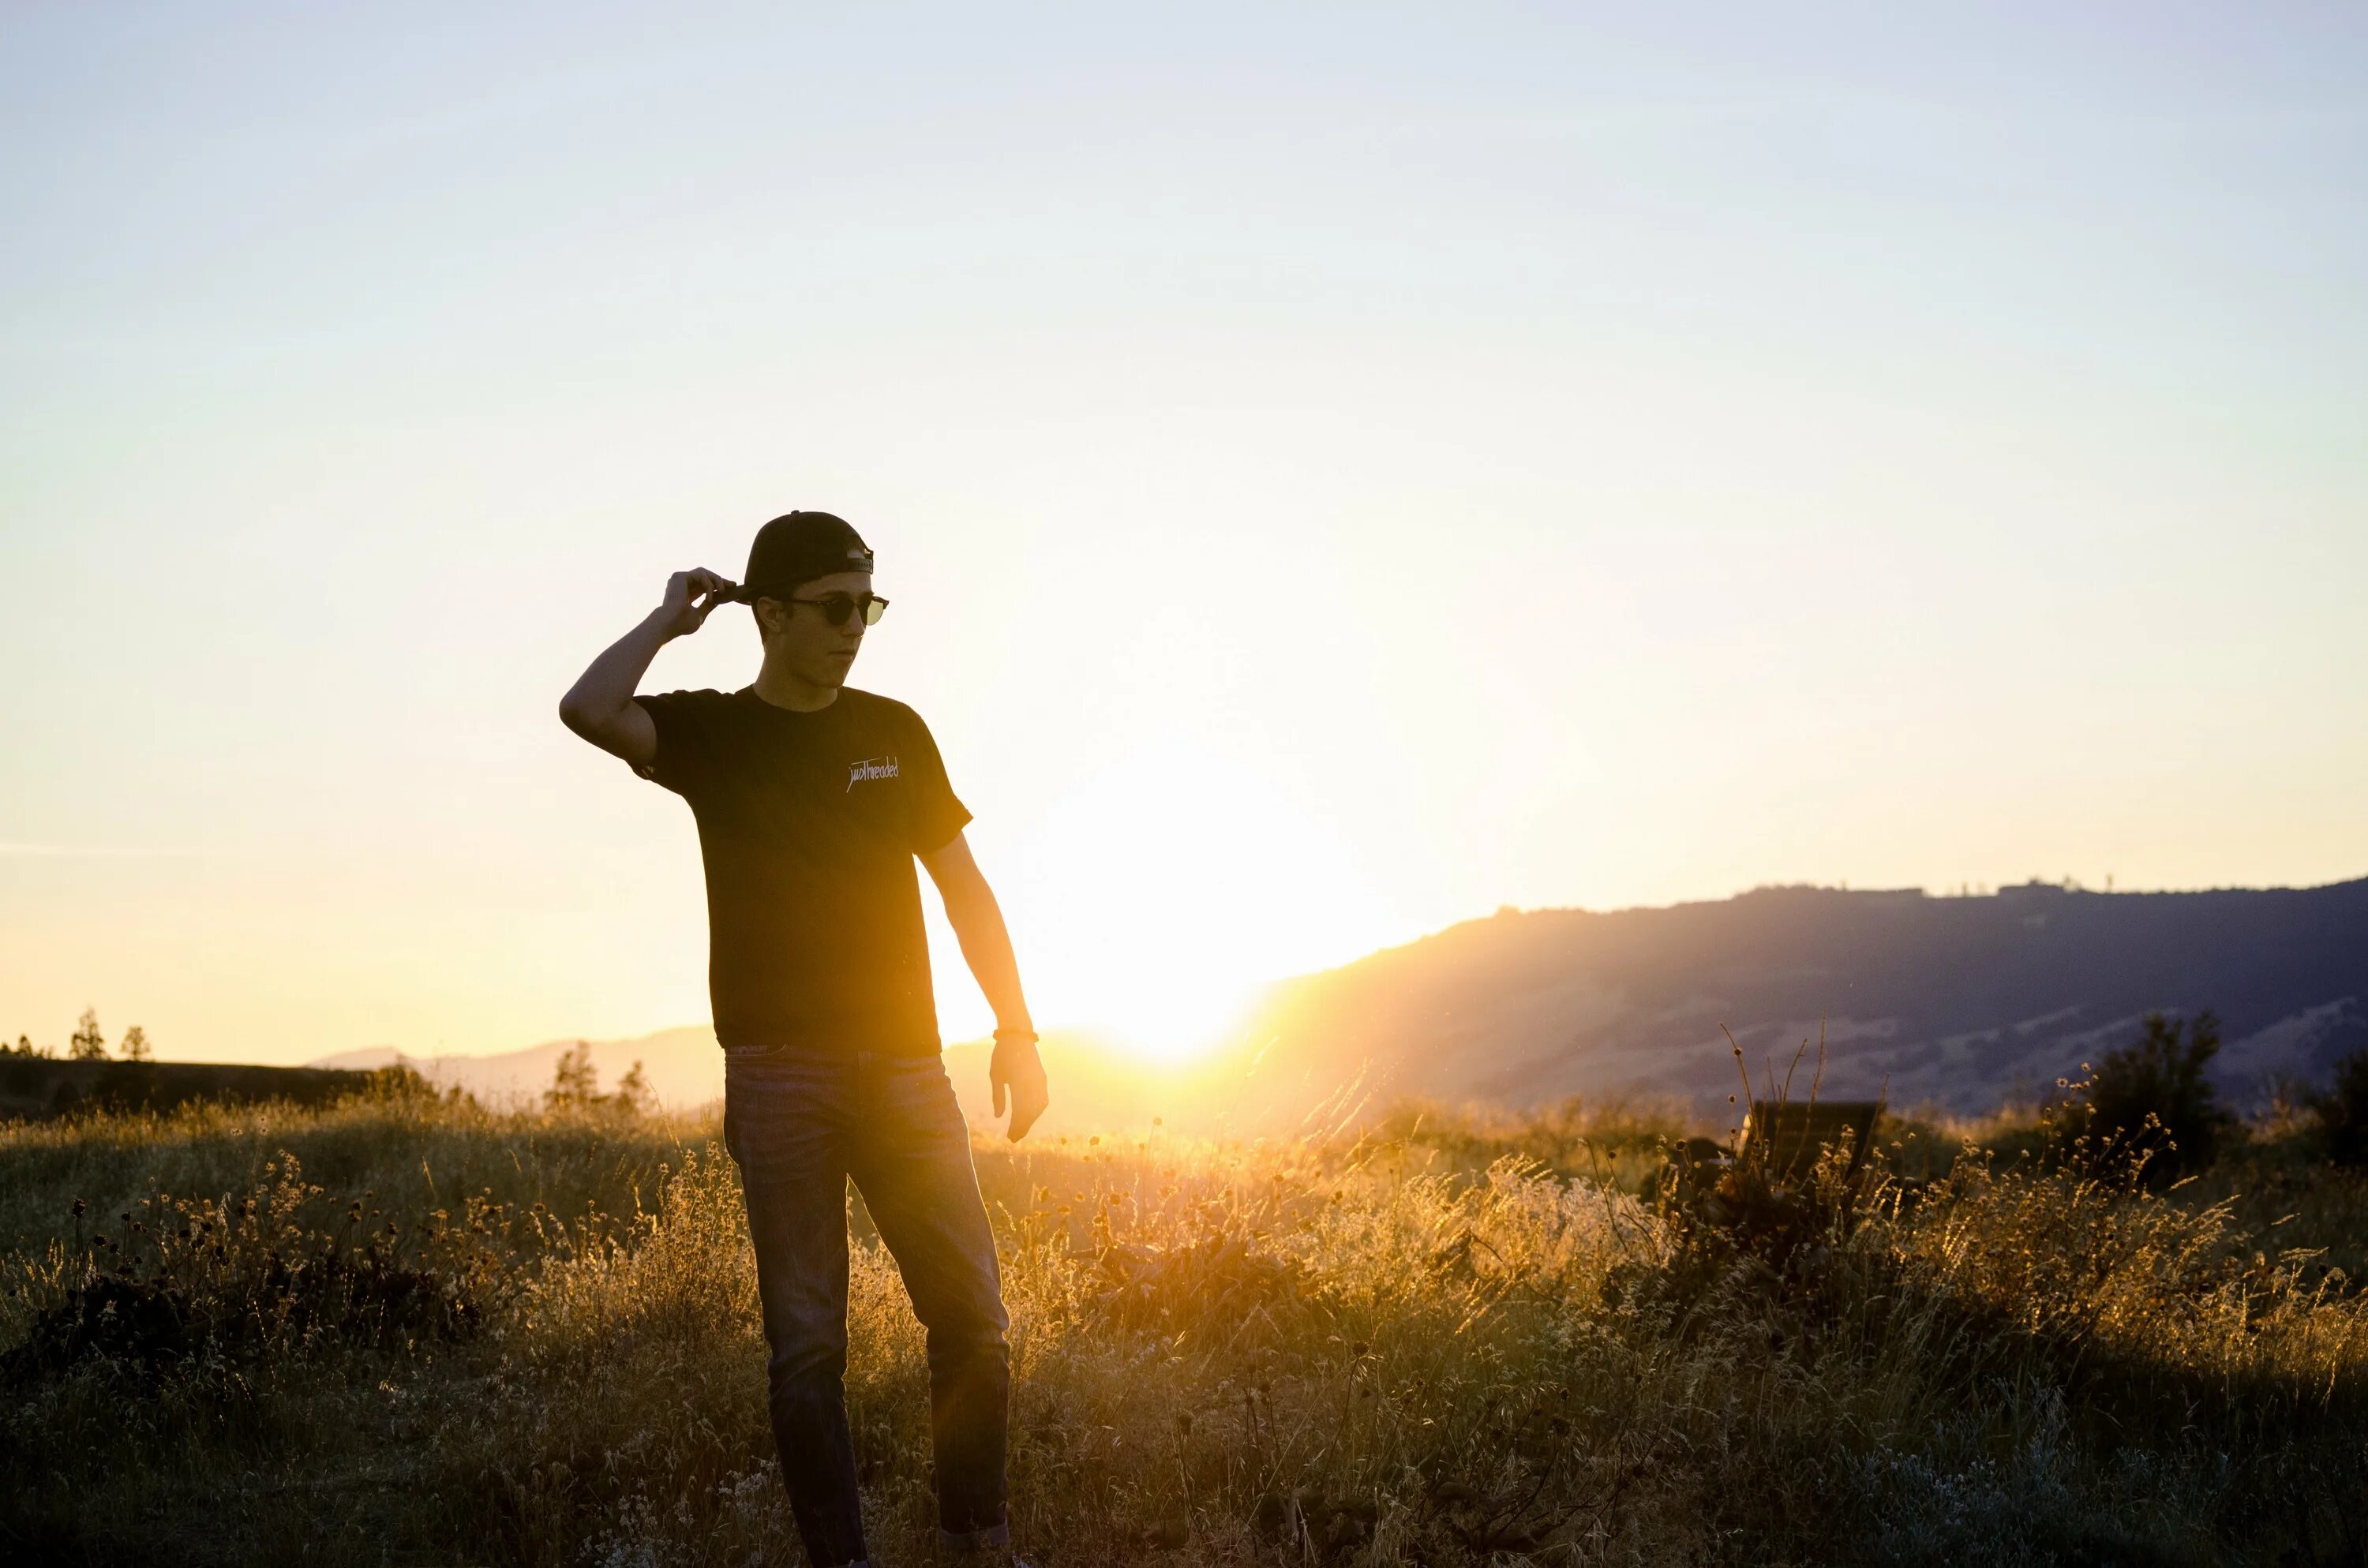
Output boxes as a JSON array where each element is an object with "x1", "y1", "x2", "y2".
[
  {"x1": 880, "y1": 1055, "x2": 970, "y2": 1145},
  {"x1": 723, "y1": 1040, "x2": 791, "y2": 1062}
]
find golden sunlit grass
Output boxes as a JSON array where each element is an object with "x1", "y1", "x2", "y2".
[{"x1": 3, "y1": 1080, "x2": 2365, "y2": 1566}]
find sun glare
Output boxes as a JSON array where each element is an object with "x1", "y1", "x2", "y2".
[{"x1": 990, "y1": 736, "x2": 1398, "y2": 1063}]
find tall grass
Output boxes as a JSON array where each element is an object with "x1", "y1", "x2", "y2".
[{"x1": 2, "y1": 1080, "x2": 2362, "y2": 1566}]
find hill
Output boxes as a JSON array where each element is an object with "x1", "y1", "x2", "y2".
[
  {"x1": 310, "y1": 1026, "x2": 1184, "y2": 1136},
  {"x1": 1222, "y1": 877, "x2": 2368, "y2": 1120},
  {"x1": 313, "y1": 1026, "x2": 721, "y2": 1110},
  {"x1": 308, "y1": 877, "x2": 2368, "y2": 1133}
]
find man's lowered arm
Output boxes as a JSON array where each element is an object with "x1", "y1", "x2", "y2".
[{"x1": 920, "y1": 831, "x2": 1050, "y2": 1141}]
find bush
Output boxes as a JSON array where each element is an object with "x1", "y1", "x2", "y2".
[
  {"x1": 0, "y1": 1151, "x2": 515, "y2": 1386},
  {"x1": 2053, "y1": 1010, "x2": 2235, "y2": 1185},
  {"x1": 2314, "y1": 1049, "x2": 2368, "y2": 1168}
]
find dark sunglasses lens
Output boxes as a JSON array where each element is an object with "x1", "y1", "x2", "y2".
[{"x1": 801, "y1": 593, "x2": 884, "y2": 627}]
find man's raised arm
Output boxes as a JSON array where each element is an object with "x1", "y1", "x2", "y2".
[{"x1": 558, "y1": 568, "x2": 736, "y2": 766}]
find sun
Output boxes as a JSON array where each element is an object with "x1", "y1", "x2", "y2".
[{"x1": 950, "y1": 735, "x2": 1399, "y2": 1063}]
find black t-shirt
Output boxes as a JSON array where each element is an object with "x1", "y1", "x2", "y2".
[{"x1": 631, "y1": 684, "x2": 972, "y2": 1055}]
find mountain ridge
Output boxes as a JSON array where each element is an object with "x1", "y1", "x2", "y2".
[
  {"x1": 1221, "y1": 876, "x2": 2368, "y2": 1119},
  {"x1": 309, "y1": 1026, "x2": 1186, "y2": 1136},
  {"x1": 311, "y1": 875, "x2": 2368, "y2": 1129}
]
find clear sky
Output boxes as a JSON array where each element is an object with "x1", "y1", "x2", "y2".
[{"x1": 5, "y1": 3, "x2": 2363, "y2": 1065}]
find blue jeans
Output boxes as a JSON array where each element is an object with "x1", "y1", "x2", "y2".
[{"x1": 721, "y1": 1042, "x2": 1012, "y2": 1568}]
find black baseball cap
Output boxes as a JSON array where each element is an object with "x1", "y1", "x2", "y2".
[{"x1": 725, "y1": 511, "x2": 875, "y2": 603}]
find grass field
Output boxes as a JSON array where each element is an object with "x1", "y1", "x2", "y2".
[{"x1": 3, "y1": 1077, "x2": 2364, "y2": 1566}]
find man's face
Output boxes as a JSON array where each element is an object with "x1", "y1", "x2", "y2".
[{"x1": 757, "y1": 569, "x2": 873, "y2": 687}]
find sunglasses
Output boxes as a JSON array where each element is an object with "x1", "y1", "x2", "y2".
[{"x1": 789, "y1": 591, "x2": 890, "y2": 627}]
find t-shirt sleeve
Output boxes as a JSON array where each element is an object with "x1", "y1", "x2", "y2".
[
  {"x1": 629, "y1": 689, "x2": 714, "y2": 797},
  {"x1": 901, "y1": 707, "x2": 972, "y2": 854}
]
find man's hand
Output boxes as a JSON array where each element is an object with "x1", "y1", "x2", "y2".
[
  {"x1": 656, "y1": 568, "x2": 738, "y2": 640},
  {"x1": 559, "y1": 568, "x2": 737, "y2": 765},
  {"x1": 990, "y1": 1030, "x2": 1050, "y2": 1142}
]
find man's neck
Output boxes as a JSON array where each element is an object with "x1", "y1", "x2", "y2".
[{"x1": 750, "y1": 663, "x2": 842, "y2": 712}]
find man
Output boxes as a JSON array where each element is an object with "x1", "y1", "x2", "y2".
[{"x1": 558, "y1": 510, "x2": 1048, "y2": 1568}]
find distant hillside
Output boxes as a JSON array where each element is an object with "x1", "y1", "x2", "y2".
[
  {"x1": 313, "y1": 1026, "x2": 722, "y2": 1110},
  {"x1": 309, "y1": 1027, "x2": 1182, "y2": 1137},
  {"x1": 1221, "y1": 878, "x2": 2368, "y2": 1120},
  {"x1": 306, "y1": 877, "x2": 2366, "y2": 1135}
]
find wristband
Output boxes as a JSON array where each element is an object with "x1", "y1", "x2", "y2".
[{"x1": 992, "y1": 1027, "x2": 1039, "y2": 1050}]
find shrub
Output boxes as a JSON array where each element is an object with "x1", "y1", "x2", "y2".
[
  {"x1": 1, "y1": 1151, "x2": 515, "y2": 1386},
  {"x1": 2053, "y1": 1009, "x2": 2234, "y2": 1184},
  {"x1": 2314, "y1": 1048, "x2": 2368, "y2": 1168}
]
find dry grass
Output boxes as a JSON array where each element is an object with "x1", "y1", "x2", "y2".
[{"x1": 2, "y1": 1077, "x2": 2364, "y2": 1566}]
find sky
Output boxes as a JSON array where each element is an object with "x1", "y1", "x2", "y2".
[{"x1": 3, "y1": 3, "x2": 2363, "y2": 1066}]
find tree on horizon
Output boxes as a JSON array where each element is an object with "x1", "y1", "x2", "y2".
[{"x1": 545, "y1": 1040, "x2": 598, "y2": 1109}]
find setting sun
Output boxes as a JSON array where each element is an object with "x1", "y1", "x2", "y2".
[{"x1": 955, "y1": 734, "x2": 1403, "y2": 1061}]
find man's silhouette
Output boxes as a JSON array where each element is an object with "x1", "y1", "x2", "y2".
[{"x1": 560, "y1": 511, "x2": 1047, "y2": 1568}]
